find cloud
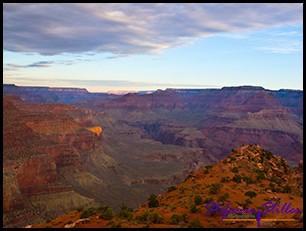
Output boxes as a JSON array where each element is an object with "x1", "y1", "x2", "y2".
[
  {"x1": 3, "y1": 77, "x2": 220, "y2": 91},
  {"x1": 3, "y1": 3, "x2": 302, "y2": 56},
  {"x1": 253, "y1": 27, "x2": 303, "y2": 54}
]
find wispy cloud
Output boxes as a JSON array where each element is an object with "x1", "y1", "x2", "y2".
[
  {"x1": 253, "y1": 27, "x2": 303, "y2": 54},
  {"x1": 3, "y1": 58, "x2": 92, "y2": 71},
  {"x1": 3, "y1": 77, "x2": 220, "y2": 89},
  {"x1": 3, "y1": 3, "x2": 302, "y2": 56}
]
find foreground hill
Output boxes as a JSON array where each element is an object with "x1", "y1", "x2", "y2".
[{"x1": 31, "y1": 145, "x2": 303, "y2": 228}]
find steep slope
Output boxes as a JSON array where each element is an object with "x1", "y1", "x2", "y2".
[
  {"x1": 3, "y1": 95, "x2": 101, "y2": 227},
  {"x1": 31, "y1": 144, "x2": 303, "y2": 228}
]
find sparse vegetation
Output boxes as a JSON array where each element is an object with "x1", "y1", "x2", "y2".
[{"x1": 231, "y1": 167, "x2": 239, "y2": 173}]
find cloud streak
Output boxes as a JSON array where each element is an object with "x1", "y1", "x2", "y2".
[
  {"x1": 3, "y1": 3, "x2": 302, "y2": 56},
  {"x1": 4, "y1": 77, "x2": 220, "y2": 90}
]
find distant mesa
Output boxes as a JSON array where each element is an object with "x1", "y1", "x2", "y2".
[{"x1": 221, "y1": 85, "x2": 265, "y2": 91}]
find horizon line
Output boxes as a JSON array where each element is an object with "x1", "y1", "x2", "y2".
[{"x1": 3, "y1": 83, "x2": 303, "y2": 94}]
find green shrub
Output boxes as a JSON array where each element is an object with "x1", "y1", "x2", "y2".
[
  {"x1": 170, "y1": 214, "x2": 181, "y2": 225},
  {"x1": 283, "y1": 185, "x2": 292, "y2": 193},
  {"x1": 269, "y1": 176, "x2": 278, "y2": 183},
  {"x1": 118, "y1": 204, "x2": 133, "y2": 220},
  {"x1": 136, "y1": 212, "x2": 149, "y2": 223},
  {"x1": 99, "y1": 207, "x2": 114, "y2": 220},
  {"x1": 229, "y1": 156, "x2": 237, "y2": 163},
  {"x1": 233, "y1": 174, "x2": 242, "y2": 183},
  {"x1": 269, "y1": 182, "x2": 276, "y2": 188},
  {"x1": 77, "y1": 207, "x2": 84, "y2": 212},
  {"x1": 188, "y1": 220, "x2": 203, "y2": 228},
  {"x1": 148, "y1": 194, "x2": 159, "y2": 208},
  {"x1": 265, "y1": 151, "x2": 273, "y2": 160},
  {"x1": 189, "y1": 203, "x2": 197, "y2": 213},
  {"x1": 148, "y1": 213, "x2": 163, "y2": 224},
  {"x1": 167, "y1": 186, "x2": 177, "y2": 192},
  {"x1": 209, "y1": 183, "x2": 222, "y2": 195},
  {"x1": 231, "y1": 167, "x2": 239, "y2": 173},
  {"x1": 243, "y1": 176, "x2": 255, "y2": 185},
  {"x1": 136, "y1": 212, "x2": 162, "y2": 224},
  {"x1": 194, "y1": 195, "x2": 203, "y2": 205},
  {"x1": 203, "y1": 196, "x2": 213, "y2": 204},
  {"x1": 107, "y1": 220, "x2": 121, "y2": 228},
  {"x1": 245, "y1": 191, "x2": 257, "y2": 199},
  {"x1": 217, "y1": 193, "x2": 229, "y2": 203},
  {"x1": 221, "y1": 176, "x2": 230, "y2": 183},
  {"x1": 256, "y1": 172, "x2": 266, "y2": 181},
  {"x1": 80, "y1": 210, "x2": 91, "y2": 219}
]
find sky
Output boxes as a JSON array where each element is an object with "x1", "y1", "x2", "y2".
[{"x1": 3, "y1": 3, "x2": 303, "y2": 92}]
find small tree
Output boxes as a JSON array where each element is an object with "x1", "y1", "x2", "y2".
[{"x1": 148, "y1": 194, "x2": 159, "y2": 208}]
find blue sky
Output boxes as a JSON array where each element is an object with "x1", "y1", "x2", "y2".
[{"x1": 3, "y1": 3, "x2": 303, "y2": 92}]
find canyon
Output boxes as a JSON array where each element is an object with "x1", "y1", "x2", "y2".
[{"x1": 3, "y1": 84, "x2": 303, "y2": 227}]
